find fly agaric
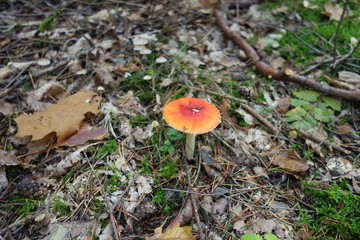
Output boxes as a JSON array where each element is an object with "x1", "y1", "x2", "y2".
[{"x1": 163, "y1": 98, "x2": 221, "y2": 159}]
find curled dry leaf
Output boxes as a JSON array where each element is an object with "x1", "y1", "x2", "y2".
[
  {"x1": 271, "y1": 149, "x2": 309, "y2": 173},
  {"x1": 57, "y1": 124, "x2": 107, "y2": 147},
  {"x1": 15, "y1": 90, "x2": 102, "y2": 147}
]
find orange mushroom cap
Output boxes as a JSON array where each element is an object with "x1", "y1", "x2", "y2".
[{"x1": 163, "y1": 98, "x2": 221, "y2": 134}]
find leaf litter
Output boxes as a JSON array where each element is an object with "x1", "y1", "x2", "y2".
[{"x1": 0, "y1": 1, "x2": 360, "y2": 239}]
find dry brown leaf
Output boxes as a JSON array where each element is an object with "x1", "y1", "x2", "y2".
[
  {"x1": 148, "y1": 225, "x2": 195, "y2": 240},
  {"x1": 117, "y1": 63, "x2": 142, "y2": 74},
  {"x1": 323, "y1": 4, "x2": 351, "y2": 21},
  {"x1": 271, "y1": 149, "x2": 309, "y2": 173},
  {"x1": 337, "y1": 124, "x2": 354, "y2": 135},
  {"x1": 0, "y1": 37, "x2": 11, "y2": 49},
  {"x1": 275, "y1": 95, "x2": 291, "y2": 114},
  {"x1": 0, "y1": 66, "x2": 16, "y2": 80},
  {"x1": 15, "y1": 90, "x2": 102, "y2": 146},
  {"x1": 58, "y1": 124, "x2": 107, "y2": 147}
]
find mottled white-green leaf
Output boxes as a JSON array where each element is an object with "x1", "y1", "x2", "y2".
[
  {"x1": 292, "y1": 121, "x2": 312, "y2": 131},
  {"x1": 293, "y1": 90, "x2": 320, "y2": 102},
  {"x1": 322, "y1": 97, "x2": 341, "y2": 111},
  {"x1": 290, "y1": 98, "x2": 312, "y2": 110}
]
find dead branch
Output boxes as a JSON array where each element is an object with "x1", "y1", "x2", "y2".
[{"x1": 213, "y1": 9, "x2": 360, "y2": 102}]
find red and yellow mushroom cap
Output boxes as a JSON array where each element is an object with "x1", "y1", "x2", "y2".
[{"x1": 163, "y1": 98, "x2": 221, "y2": 134}]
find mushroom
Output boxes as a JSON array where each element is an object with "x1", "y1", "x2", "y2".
[{"x1": 163, "y1": 98, "x2": 221, "y2": 159}]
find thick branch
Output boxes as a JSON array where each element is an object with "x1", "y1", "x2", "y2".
[{"x1": 213, "y1": 9, "x2": 360, "y2": 102}]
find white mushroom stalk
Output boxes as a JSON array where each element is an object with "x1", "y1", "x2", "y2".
[{"x1": 185, "y1": 133, "x2": 196, "y2": 160}]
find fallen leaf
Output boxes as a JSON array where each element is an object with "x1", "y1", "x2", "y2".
[
  {"x1": 271, "y1": 149, "x2": 309, "y2": 173},
  {"x1": 0, "y1": 99, "x2": 14, "y2": 115},
  {"x1": 0, "y1": 150, "x2": 19, "y2": 192},
  {"x1": 275, "y1": 95, "x2": 291, "y2": 114},
  {"x1": 323, "y1": 4, "x2": 351, "y2": 21},
  {"x1": 305, "y1": 125, "x2": 327, "y2": 157},
  {"x1": 326, "y1": 157, "x2": 352, "y2": 174},
  {"x1": 68, "y1": 34, "x2": 92, "y2": 55},
  {"x1": 58, "y1": 124, "x2": 107, "y2": 147},
  {"x1": 0, "y1": 37, "x2": 11, "y2": 49},
  {"x1": 15, "y1": 90, "x2": 102, "y2": 146},
  {"x1": 0, "y1": 66, "x2": 16, "y2": 80},
  {"x1": 148, "y1": 225, "x2": 195, "y2": 240},
  {"x1": 338, "y1": 71, "x2": 360, "y2": 85}
]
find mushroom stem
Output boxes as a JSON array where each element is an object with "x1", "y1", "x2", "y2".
[{"x1": 185, "y1": 134, "x2": 196, "y2": 159}]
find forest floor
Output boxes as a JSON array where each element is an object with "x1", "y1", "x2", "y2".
[{"x1": 1, "y1": 0, "x2": 360, "y2": 239}]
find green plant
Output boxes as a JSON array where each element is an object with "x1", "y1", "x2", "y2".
[
  {"x1": 158, "y1": 128, "x2": 184, "y2": 155},
  {"x1": 158, "y1": 161, "x2": 178, "y2": 179},
  {"x1": 95, "y1": 139, "x2": 118, "y2": 159},
  {"x1": 284, "y1": 90, "x2": 341, "y2": 131},
  {"x1": 130, "y1": 114, "x2": 148, "y2": 128},
  {"x1": 303, "y1": 149, "x2": 314, "y2": 160},
  {"x1": 38, "y1": 9, "x2": 62, "y2": 32},
  {"x1": 104, "y1": 172, "x2": 121, "y2": 193},
  {"x1": 19, "y1": 199, "x2": 39, "y2": 217},
  {"x1": 92, "y1": 198, "x2": 105, "y2": 218},
  {"x1": 152, "y1": 189, "x2": 178, "y2": 215},
  {"x1": 241, "y1": 233, "x2": 279, "y2": 240},
  {"x1": 53, "y1": 198, "x2": 70, "y2": 216},
  {"x1": 159, "y1": 140, "x2": 175, "y2": 155},
  {"x1": 140, "y1": 157, "x2": 151, "y2": 175},
  {"x1": 298, "y1": 180, "x2": 360, "y2": 239}
]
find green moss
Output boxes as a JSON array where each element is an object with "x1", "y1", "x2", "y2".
[
  {"x1": 261, "y1": 0, "x2": 360, "y2": 70},
  {"x1": 130, "y1": 114, "x2": 148, "y2": 128},
  {"x1": 298, "y1": 180, "x2": 360, "y2": 239},
  {"x1": 19, "y1": 199, "x2": 39, "y2": 217},
  {"x1": 53, "y1": 198, "x2": 71, "y2": 216}
]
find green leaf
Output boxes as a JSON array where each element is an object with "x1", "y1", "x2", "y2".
[
  {"x1": 284, "y1": 107, "x2": 307, "y2": 122},
  {"x1": 311, "y1": 107, "x2": 333, "y2": 122},
  {"x1": 293, "y1": 90, "x2": 320, "y2": 102},
  {"x1": 264, "y1": 233, "x2": 280, "y2": 240},
  {"x1": 304, "y1": 114, "x2": 317, "y2": 127},
  {"x1": 167, "y1": 146, "x2": 175, "y2": 155},
  {"x1": 159, "y1": 145, "x2": 168, "y2": 152},
  {"x1": 322, "y1": 97, "x2": 341, "y2": 111},
  {"x1": 241, "y1": 234, "x2": 263, "y2": 240},
  {"x1": 292, "y1": 121, "x2": 312, "y2": 131},
  {"x1": 290, "y1": 98, "x2": 312, "y2": 110}
]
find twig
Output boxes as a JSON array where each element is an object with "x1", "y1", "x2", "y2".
[
  {"x1": 332, "y1": 0, "x2": 349, "y2": 61},
  {"x1": 187, "y1": 171, "x2": 203, "y2": 240},
  {"x1": 290, "y1": 126, "x2": 351, "y2": 154},
  {"x1": 85, "y1": 156, "x2": 121, "y2": 240},
  {"x1": 213, "y1": 9, "x2": 360, "y2": 101},
  {"x1": 0, "y1": 215, "x2": 34, "y2": 235},
  {"x1": 331, "y1": 41, "x2": 360, "y2": 69}
]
